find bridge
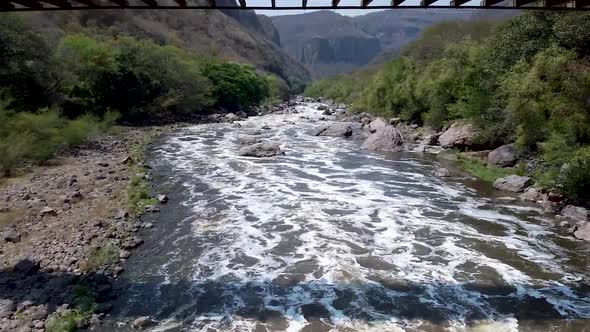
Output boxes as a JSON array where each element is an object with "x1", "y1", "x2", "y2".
[{"x1": 1, "y1": 0, "x2": 589, "y2": 11}]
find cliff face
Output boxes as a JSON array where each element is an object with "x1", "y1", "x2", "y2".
[
  {"x1": 271, "y1": 11, "x2": 383, "y2": 78},
  {"x1": 272, "y1": 9, "x2": 514, "y2": 78}
]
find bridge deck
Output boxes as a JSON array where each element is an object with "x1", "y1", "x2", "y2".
[{"x1": 1, "y1": 0, "x2": 589, "y2": 11}]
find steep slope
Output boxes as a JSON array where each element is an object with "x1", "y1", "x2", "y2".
[
  {"x1": 17, "y1": 0, "x2": 309, "y2": 87},
  {"x1": 271, "y1": 11, "x2": 381, "y2": 77},
  {"x1": 272, "y1": 9, "x2": 515, "y2": 78}
]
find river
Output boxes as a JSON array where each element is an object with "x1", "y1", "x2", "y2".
[{"x1": 100, "y1": 103, "x2": 590, "y2": 332}]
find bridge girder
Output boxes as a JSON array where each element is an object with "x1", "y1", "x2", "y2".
[{"x1": 2, "y1": 0, "x2": 590, "y2": 10}]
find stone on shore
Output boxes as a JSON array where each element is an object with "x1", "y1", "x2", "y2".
[
  {"x1": 367, "y1": 118, "x2": 388, "y2": 133},
  {"x1": 561, "y1": 205, "x2": 589, "y2": 222},
  {"x1": 3, "y1": 228, "x2": 21, "y2": 243},
  {"x1": 239, "y1": 143, "x2": 285, "y2": 158},
  {"x1": 574, "y1": 223, "x2": 590, "y2": 241},
  {"x1": 493, "y1": 175, "x2": 533, "y2": 192},
  {"x1": 439, "y1": 122, "x2": 478, "y2": 149},
  {"x1": 488, "y1": 144, "x2": 518, "y2": 167}
]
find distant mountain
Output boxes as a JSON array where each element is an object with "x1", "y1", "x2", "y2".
[
  {"x1": 272, "y1": 9, "x2": 515, "y2": 78},
  {"x1": 16, "y1": 0, "x2": 310, "y2": 87}
]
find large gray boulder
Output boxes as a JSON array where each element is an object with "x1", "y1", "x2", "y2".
[
  {"x1": 367, "y1": 117, "x2": 388, "y2": 133},
  {"x1": 314, "y1": 124, "x2": 354, "y2": 137},
  {"x1": 493, "y1": 175, "x2": 533, "y2": 192},
  {"x1": 561, "y1": 205, "x2": 589, "y2": 222},
  {"x1": 239, "y1": 143, "x2": 285, "y2": 158},
  {"x1": 574, "y1": 223, "x2": 590, "y2": 242},
  {"x1": 362, "y1": 126, "x2": 404, "y2": 152},
  {"x1": 488, "y1": 144, "x2": 518, "y2": 167},
  {"x1": 439, "y1": 122, "x2": 478, "y2": 149}
]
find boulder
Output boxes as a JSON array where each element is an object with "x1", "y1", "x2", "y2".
[
  {"x1": 156, "y1": 194, "x2": 168, "y2": 204},
  {"x1": 238, "y1": 136, "x2": 262, "y2": 146},
  {"x1": 0, "y1": 300, "x2": 15, "y2": 318},
  {"x1": 40, "y1": 207, "x2": 57, "y2": 217},
  {"x1": 574, "y1": 223, "x2": 590, "y2": 242},
  {"x1": 389, "y1": 117, "x2": 402, "y2": 125},
  {"x1": 433, "y1": 167, "x2": 450, "y2": 177},
  {"x1": 519, "y1": 187, "x2": 543, "y2": 202},
  {"x1": 225, "y1": 113, "x2": 239, "y2": 121},
  {"x1": 239, "y1": 143, "x2": 285, "y2": 158},
  {"x1": 367, "y1": 117, "x2": 388, "y2": 133},
  {"x1": 13, "y1": 259, "x2": 40, "y2": 276},
  {"x1": 439, "y1": 122, "x2": 478, "y2": 149},
  {"x1": 133, "y1": 316, "x2": 157, "y2": 330},
  {"x1": 3, "y1": 228, "x2": 20, "y2": 243},
  {"x1": 561, "y1": 205, "x2": 589, "y2": 223},
  {"x1": 317, "y1": 104, "x2": 328, "y2": 111},
  {"x1": 314, "y1": 124, "x2": 354, "y2": 137},
  {"x1": 362, "y1": 126, "x2": 404, "y2": 152},
  {"x1": 488, "y1": 144, "x2": 518, "y2": 167},
  {"x1": 493, "y1": 175, "x2": 533, "y2": 192},
  {"x1": 322, "y1": 109, "x2": 333, "y2": 116}
]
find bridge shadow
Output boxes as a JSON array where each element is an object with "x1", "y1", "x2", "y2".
[{"x1": 2, "y1": 259, "x2": 589, "y2": 331}]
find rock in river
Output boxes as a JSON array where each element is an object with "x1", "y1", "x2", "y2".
[
  {"x1": 314, "y1": 124, "x2": 354, "y2": 137},
  {"x1": 362, "y1": 126, "x2": 404, "y2": 152},
  {"x1": 493, "y1": 175, "x2": 533, "y2": 192},
  {"x1": 433, "y1": 167, "x2": 451, "y2": 177},
  {"x1": 239, "y1": 143, "x2": 285, "y2": 158}
]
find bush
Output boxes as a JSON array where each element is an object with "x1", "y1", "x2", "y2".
[
  {"x1": 0, "y1": 103, "x2": 110, "y2": 176},
  {"x1": 201, "y1": 61, "x2": 269, "y2": 111}
]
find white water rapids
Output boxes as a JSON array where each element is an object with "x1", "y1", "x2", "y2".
[{"x1": 105, "y1": 103, "x2": 590, "y2": 332}]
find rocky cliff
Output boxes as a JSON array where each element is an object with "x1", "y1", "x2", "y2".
[{"x1": 272, "y1": 9, "x2": 514, "y2": 78}]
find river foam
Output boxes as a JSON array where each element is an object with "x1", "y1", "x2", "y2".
[{"x1": 135, "y1": 103, "x2": 590, "y2": 332}]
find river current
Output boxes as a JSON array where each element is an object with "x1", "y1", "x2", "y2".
[{"x1": 103, "y1": 103, "x2": 590, "y2": 332}]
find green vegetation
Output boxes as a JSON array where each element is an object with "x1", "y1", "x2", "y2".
[
  {"x1": 45, "y1": 285, "x2": 96, "y2": 332},
  {"x1": 80, "y1": 244, "x2": 119, "y2": 272},
  {"x1": 457, "y1": 156, "x2": 519, "y2": 183},
  {"x1": 0, "y1": 103, "x2": 116, "y2": 176},
  {"x1": 127, "y1": 133, "x2": 159, "y2": 214},
  {"x1": 305, "y1": 12, "x2": 590, "y2": 200},
  {"x1": 0, "y1": 13, "x2": 283, "y2": 178}
]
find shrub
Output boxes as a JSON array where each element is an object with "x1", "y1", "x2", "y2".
[
  {"x1": 0, "y1": 103, "x2": 109, "y2": 176},
  {"x1": 201, "y1": 61, "x2": 269, "y2": 111}
]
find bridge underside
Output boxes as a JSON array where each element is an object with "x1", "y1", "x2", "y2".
[{"x1": 1, "y1": 0, "x2": 589, "y2": 11}]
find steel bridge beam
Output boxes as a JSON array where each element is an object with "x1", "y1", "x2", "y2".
[{"x1": 3, "y1": 0, "x2": 590, "y2": 10}]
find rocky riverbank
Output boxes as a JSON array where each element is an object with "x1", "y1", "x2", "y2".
[
  {"x1": 0, "y1": 127, "x2": 173, "y2": 331},
  {"x1": 298, "y1": 96, "x2": 590, "y2": 244}
]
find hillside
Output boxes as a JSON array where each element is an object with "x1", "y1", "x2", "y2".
[
  {"x1": 16, "y1": 0, "x2": 310, "y2": 89},
  {"x1": 272, "y1": 9, "x2": 514, "y2": 78}
]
